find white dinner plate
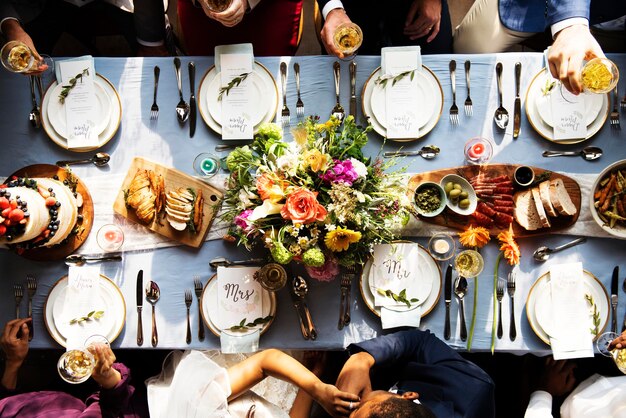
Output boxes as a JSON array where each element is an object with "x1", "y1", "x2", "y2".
[
  {"x1": 525, "y1": 68, "x2": 609, "y2": 145},
  {"x1": 201, "y1": 273, "x2": 276, "y2": 337},
  {"x1": 534, "y1": 78, "x2": 603, "y2": 128},
  {"x1": 41, "y1": 74, "x2": 122, "y2": 152},
  {"x1": 44, "y1": 274, "x2": 126, "y2": 347},
  {"x1": 526, "y1": 269, "x2": 609, "y2": 345},
  {"x1": 47, "y1": 81, "x2": 112, "y2": 137},
  {"x1": 362, "y1": 66, "x2": 443, "y2": 142},
  {"x1": 198, "y1": 62, "x2": 279, "y2": 137},
  {"x1": 359, "y1": 244, "x2": 441, "y2": 317},
  {"x1": 207, "y1": 71, "x2": 269, "y2": 128}
]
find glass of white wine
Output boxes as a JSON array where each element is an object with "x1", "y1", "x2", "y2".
[
  {"x1": 0, "y1": 41, "x2": 52, "y2": 74},
  {"x1": 57, "y1": 335, "x2": 109, "y2": 384},
  {"x1": 580, "y1": 58, "x2": 619, "y2": 94},
  {"x1": 454, "y1": 249, "x2": 484, "y2": 278},
  {"x1": 596, "y1": 332, "x2": 626, "y2": 374},
  {"x1": 333, "y1": 22, "x2": 363, "y2": 60}
]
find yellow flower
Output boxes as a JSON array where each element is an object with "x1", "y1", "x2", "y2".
[
  {"x1": 303, "y1": 149, "x2": 329, "y2": 172},
  {"x1": 291, "y1": 126, "x2": 308, "y2": 147},
  {"x1": 458, "y1": 226, "x2": 491, "y2": 249},
  {"x1": 324, "y1": 227, "x2": 361, "y2": 252},
  {"x1": 497, "y1": 224, "x2": 520, "y2": 266}
]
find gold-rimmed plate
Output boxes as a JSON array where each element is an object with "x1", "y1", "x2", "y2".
[
  {"x1": 359, "y1": 243, "x2": 442, "y2": 317},
  {"x1": 526, "y1": 269, "x2": 609, "y2": 345},
  {"x1": 44, "y1": 274, "x2": 126, "y2": 348},
  {"x1": 525, "y1": 68, "x2": 609, "y2": 145},
  {"x1": 361, "y1": 66, "x2": 443, "y2": 142}
]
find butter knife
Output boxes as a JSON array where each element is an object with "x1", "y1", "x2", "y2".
[
  {"x1": 349, "y1": 61, "x2": 357, "y2": 118},
  {"x1": 444, "y1": 264, "x2": 452, "y2": 340},
  {"x1": 136, "y1": 270, "x2": 144, "y2": 346},
  {"x1": 189, "y1": 62, "x2": 197, "y2": 138},
  {"x1": 513, "y1": 62, "x2": 521, "y2": 139}
]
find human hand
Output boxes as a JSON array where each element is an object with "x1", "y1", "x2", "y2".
[
  {"x1": 609, "y1": 330, "x2": 626, "y2": 350},
  {"x1": 314, "y1": 382, "x2": 360, "y2": 417},
  {"x1": 537, "y1": 357, "x2": 576, "y2": 397},
  {"x1": 320, "y1": 8, "x2": 352, "y2": 59},
  {"x1": 548, "y1": 24, "x2": 604, "y2": 95},
  {"x1": 0, "y1": 318, "x2": 31, "y2": 368},
  {"x1": 403, "y1": 0, "x2": 441, "y2": 42},
  {"x1": 1, "y1": 19, "x2": 47, "y2": 74},
  {"x1": 203, "y1": 0, "x2": 247, "y2": 27},
  {"x1": 335, "y1": 352, "x2": 373, "y2": 398},
  {"x1": 88, "y1": 344, "x2": 121, "y2": 389}
]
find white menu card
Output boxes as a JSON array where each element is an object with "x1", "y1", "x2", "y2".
[
  {"x1": 216, "y1": 266, "x2": 263, "y2": 330},
  {"x1": 381, "y1": 47, "x2": 421, "y2": 139},
  {"x1": 220, "y1": 53, "x2": 254, "y2": 140},
  {"x1": 63, "y1": 265, "x2": 101, "y2": 350}
]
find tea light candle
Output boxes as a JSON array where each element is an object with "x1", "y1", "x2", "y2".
[
  {"x1": 200, "y1": 157, "x2": 218, "y2": 176},
  {"x1": 432, "y1": 238, "x2": 450, "y2": 255},
  {"x1": 96, "y1": 224, "x2": 124, "y2": 252},
  {"x1": 468, "y1": 142, "x2": 485, "y2": 159}
]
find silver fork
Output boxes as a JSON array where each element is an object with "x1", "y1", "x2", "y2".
[
  {"x1": 294, "y1": 63, "x2": 304, "y2": 119},
  {"x1": 26, "y1": 275, "x2": 37, "y2": 340},
  {"x1": 464, "y1": 60, "x2": 472, "y2": 116},
  {"x1": 185, "y1": 290, "x2": 192, "y2": 344},
  {"x1": 611, "y1": 86, "x2": 620, "y2": 129},
  {"x1": 280, "y1": 62, "x2": 290, "y2": 127},
  {"x1": 193, "y1": 276, "x2": 205, "y2": 341},
  {"x1": 449, "y1": 60, "x2": 459, "y2": 125},
  {"x1": 331, "y1": 61, "x2": 345, "y2": 121},
  {"x1": 13, "y1": 284, "x2": 23, "y2": 319},
  {"x1": 151, "y1": 65, "x2": 160, "y2": 121},
  {"x1": 496, "y1": 279, "x2": 505, "y2": 339},
  {"x1": 507, "y1": 272, "x2": 516, "y2": 341}
]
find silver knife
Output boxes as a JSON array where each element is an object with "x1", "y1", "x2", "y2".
[
  {"x1": 136, "y1": 270, "x2": 144, "y2": 346},
  {"x1": 189, "y1": 62, "x2": 197, "y2": 138},
  {"x1": 444, "y1": 264, "x2": 452, "y2": 340},
  {"x1": 611, "y1": 266, "x2": 618, "y2": 333},
  {"x1": 349, "y1": 61, "x2": 357, "y2": 118},
  {"x1": 513, "y1": 62, "x2": 521, "y2": 139}
]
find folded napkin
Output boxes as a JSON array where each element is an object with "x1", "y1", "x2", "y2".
[
  {"x1": 381, "y1": 306, "x2": 421, "y2": 330},
  {"x1": 548, "y1": 262, "x2": 594, "y2": 360},
  {"x1": 62, "y1": 265, "x2": 103, "y2": 350},
  {"x1": 560, "y1": 374, "x2": 626, "y2": 417}
]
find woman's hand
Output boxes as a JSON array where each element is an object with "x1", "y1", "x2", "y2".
[
  {"x1": 89, "y1": 344, "x2": 121, "y2": 389},
  {"x1": 203, "y1": 0, "x2": 247, "y2": 27},
  {"x1": 0, "y1": 318, "x2": 30, "y2": 368},
  {"x1": 314, "y1": 382, "x2": 360, "y2": 417},
  {"x1": 403, "y1": 0, "x2": 441, "y2": 43}
]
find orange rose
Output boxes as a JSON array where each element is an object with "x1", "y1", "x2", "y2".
[
  {"x1": 256, "y1": 173, "x2": 285, "y2": 203},
  {"x1": 280, "y1": 188, "x2": 327, "y2": 224}
]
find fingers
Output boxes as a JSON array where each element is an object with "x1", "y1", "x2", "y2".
[
  {"x1": 426, "y1": 20, "x2": 440, "y2": 43},
  {"x1": 205, "y1": 0, "x2": 245, "y2": 27},
  {"x1": 5, "y1": 319, "x2": 31, "y2": 341}
]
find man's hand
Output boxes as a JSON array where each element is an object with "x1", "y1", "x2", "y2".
[
  {"x1": 89, "y1": 344, "x2": 121, "y2": 389},
  {"x1": 537, "y1": 357, "x2": 576, "y2": 397},
  {"x1": 0, "y1": 318, "x2": 30, "y2": 368},
  {"x1": 335, "y1": 352, "x2": 374, "y2": 398},
  {"x1": 548, "y1": 24, "x2": 604, "y2": 95},
  {"x1": 313, "y1": 382, "x2": 360, "y2": 417},
  {"x1": 403, "y1": 0, "x2": 441, "y2": 42},
  {"x1": 609, "y1": 330, "x2": 626, "y2": 350},
  {"x1": 203, "y1": 0, "x2": 247, "y2": 27},
  {"x1": 1, "y1": 19, "x2": 47, "y2": 74},
  {"x1": 321, "y1": 8, "x2": 352, "y2": 59}
]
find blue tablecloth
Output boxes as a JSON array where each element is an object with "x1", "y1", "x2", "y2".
[{"x1": 0, "y1": 53, "x2": 625, "y2": 354}]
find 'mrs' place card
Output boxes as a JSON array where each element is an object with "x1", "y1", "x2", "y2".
[{"x1": 216, "y1": 266, "x2": 263, "y2": 330}]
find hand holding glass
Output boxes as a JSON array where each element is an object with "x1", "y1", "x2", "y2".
[{"x1": 57, "y1": 335, "x2": 109, "y2": 384}]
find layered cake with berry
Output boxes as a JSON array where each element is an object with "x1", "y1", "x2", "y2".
[{"x1": 0, "y1": 176, "x2": 82, "y2": 249}]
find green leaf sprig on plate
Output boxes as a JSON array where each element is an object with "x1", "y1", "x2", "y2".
[
  {"x1": 375, "y1": 70, "x2": 416, "y2": 88},
  {"x1": 585, "y1": 294, "x2": 601, "y2": 337},
  {"x1": 218, "y1": 72, "x2": 251, "y2": 101},
  {"x1": 228, "y1": 315, "x2": 273, "y2": 332},
  {"x1": 69, "y1": 310, "x2": 104, "y2": 325},
  {"x1": 376, "y1": 288, "x2": 419, "y2": 309},
  {"x1": 59, "y1": 68, "x2": 90, "y2": 104},
  {"x1": 541, "y1": 79, "x2": 556, "y2": 96}
]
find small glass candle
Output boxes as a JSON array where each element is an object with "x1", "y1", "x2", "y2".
[
  {"x1": 464, "y1": 137, "x2": 493, "y2": 165},
  {"x1": 193, "y1": 153, "x2": 220, "y2": 179},
  {"x1": 96, "y1": 224, "x2": 124, "y2": 252},
  {"x1": 428, "y1": 232, "x2": 456, "y2": 261}
]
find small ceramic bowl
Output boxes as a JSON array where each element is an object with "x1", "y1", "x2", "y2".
[
  {"x1": 414, "y1": 182, "x2": 447, "y2": 217},
  {"x1": 439, "y1": 174, "x2": 477, "y2": 216}
]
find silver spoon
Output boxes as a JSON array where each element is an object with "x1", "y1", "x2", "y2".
[
  {"x1": 57, "y1": 152, "x2": 110, "y2": 167},
  {"x1": 533, "y1": 237, "x2": 587, "y2": 262},
  {"x1": 542, "y1": 147, "x2": 603, "y2": 161},
  {"x1": 494, "y1": 62, "x2": 509, "y2": 130},
  {"x1": 145, "y1": 281, "x2": 160, "y2": 347},
  {"x1": 383, "y1": 145, "x2": 440, "y2": 159},
  {"x1": 173, "y1": 57, "x2": 190, "y2": 123},
  {"x1": 65, "y1": 254, "x2": 122, "y2": 267},
  {"x1": 454, "y1": 275, "x2": 468, "y2": 342},
  {"x1": 293, "y1": 276, "x2": 317, "y2": 340},
  {"x1": 209, "y1": 256, "x2": 265, "y2": 269}
]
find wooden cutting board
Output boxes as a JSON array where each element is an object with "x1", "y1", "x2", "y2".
[
  {"x1": 408, "y1": 164, "x2": 581, "y2": 237},
  {"x1": 113, "y1": 157, "x2": 223, "y2": 248}
]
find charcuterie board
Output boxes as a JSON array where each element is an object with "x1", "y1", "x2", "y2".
[
  {"x1": 113, "y1": 157, "x2": 223, "y2": 248},
  {"x1": 408, "y1": 164, "x2": 581, "y2": 237}
]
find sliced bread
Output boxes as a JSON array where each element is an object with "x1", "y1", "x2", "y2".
[
  {"x1": 549, "y1": 178, "x2": 577, "y2": 216},
  {"x1": 514, "y1": 190, "x2": 543, "y2": 231},
  {"x1": 531, "y1": 187, "x2": 551, "y2": 228},
  {"x1": 538, "y1": 180, "x2": 558, "y2": 217}
]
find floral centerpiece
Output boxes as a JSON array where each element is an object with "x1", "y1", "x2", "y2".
[{"x1": 221, "y1": 116, "x2": 411, "y2": 281}]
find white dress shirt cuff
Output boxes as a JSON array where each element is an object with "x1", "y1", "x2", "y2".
[
  {"x1": 248, "y1": 0, "x2": 261, "y2": 10},
  {"x1": 322, "y1": 0, "x2": 344, "y2": 20},
  {"x1": 524, "y1": 391, "x2": 554, "y2": 418},
  {"x1": 551, "y1": 18, "x2": 589, "y2": 39}
]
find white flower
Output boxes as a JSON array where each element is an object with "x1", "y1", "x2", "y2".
[
  {"x1": 325, "y1": 224, "x2": 336, "y2": 231},
  {"x1": 354, "y1": 191, "x2": 366, "y2": 203},
  {"x1": 238, "y1": 187, "x2": 258, "y2": 207},
  {"x1": 276, "y1": 151, "x2": 298, "y2": 176},
  {"x1": 249, "y1": 200, "x2": 284, "y2": 221},
  {"x1": 349, "y1": 158, "x2": 368, "y2": 178}
]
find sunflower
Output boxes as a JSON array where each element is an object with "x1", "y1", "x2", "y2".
[
  {"x1": 324, "y1": 227, "x2": 362, "y2": 252},
  {"x1": 458, "y1": 226, "x2": 491, "y2": 249},
  {"x1": 497, "y1": 224, "x2": 520, "y2": 265}
]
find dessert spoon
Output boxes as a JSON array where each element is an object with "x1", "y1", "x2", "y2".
[
  {"x1": 56, "y1": 152, "x2": 110, "y2": 167},
  {"x1": 533, "y1": 237, "x2": 587, "y2": 262}
]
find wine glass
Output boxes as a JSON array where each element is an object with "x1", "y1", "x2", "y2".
[
  {"x1": 0, "y1": 41, "x2": 53, "y2": 75},
  {"x1": 57, "y1": 335, "x2": 109, "y2": 384},
  {"x1": 333, "y1": 22, "x2": 363, "y2": 60},
  {"x1": 596, "y1": 332, "x2": 626, "y2": 374},
  {"x1": 580, "y1": 58, "x2": 619, "y2": 94},
  {"x1": 454, "y1": 249, "x2": 484, "y2": 278},
  {"x1": 201, "y1": 0, "x2": 233, "y2": 12}
]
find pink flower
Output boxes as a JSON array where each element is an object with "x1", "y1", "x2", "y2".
[
  {"x1": 320, "y1": 159, "x2": 359, "y2": 186},
  {"x1": 235, "y1": 209, "x2": 254, "y2": 232},
  {"x1": 305, "y1": 256, "x2": 339, "y2": 282}
]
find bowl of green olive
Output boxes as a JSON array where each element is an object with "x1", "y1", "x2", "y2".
[
  {"x1": 414, "y1": 181, "x2": 447, "y2": 217},
  {"x1": 440, "y1": 174, "x2": 477, "y2": 216}
]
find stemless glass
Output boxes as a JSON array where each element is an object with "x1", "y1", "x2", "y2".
[
  {"x1": 333, "y1": 22, "x2": 363, "y2": 60},
  {"x1": 454, "y1": 249, "x2": 484, "y2": 278},
  {"x1": 57, "y1": 335, "x2": 110, "y2": 384},
  {"x1": 202, "y1": 0, "x2": 233, "y2": 12},
  {"x1": 1, "y1": 41, "x2": 52, "y2": 74},
  {"x1": 596, "y1": 332, "x2": 626, "y2": 374},
  {"x1": 580, "y1": 58, "x2": 619, "y2": 94}
]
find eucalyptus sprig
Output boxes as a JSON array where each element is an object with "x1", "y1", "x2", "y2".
[
  {"x1": 376, "y1": 288, "x2": 419, "y2": 308},
  {"x1": 218, "y1": 72, "x2": 251, "y2": 101},
  {"x1": 69, "y1": 310, "x2": 104, "y2": 325},
  {"x1": 59, "y1": 68, "x2": 90, "y2": 104},
  {"x1": 375, "y1": 70, "x2": 416, "y2": 88},
  {"x1": 585, "y1": 294, "x2": 601, "y2": 337},
  {"x1": 228, "y1": 315, "x2": 273, "y2": 332},
  {"x1": 541, "y1": 79, "x2": 556, "y2": 96}
]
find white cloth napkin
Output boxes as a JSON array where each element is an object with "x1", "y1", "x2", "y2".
[
  {"x1": 548, "y1": 262, "x2": 594, "y2": 360},
  {"x1": 63, "y1": 265, "x2": 102, "y2": 349},
  {"x1": 560, "y1": 374, "x2": 626, "y2": 418},
  {"x1": 381, "y1": 306, "x2": 421, "y2": 329}
]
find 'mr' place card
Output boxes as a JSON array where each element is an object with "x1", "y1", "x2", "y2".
[
  {"x1": 216, "y1": 266, "x2": 263, "y2": 330},
  {"x1": 370, "y1": 243, "x2": 422, "y2": 307}
]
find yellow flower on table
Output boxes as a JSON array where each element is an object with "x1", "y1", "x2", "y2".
[
  {"x1": 325, "y1": 227, "x2": 362, "y2": 252},
  {"x1": 497, "y1": 224, "x2": 520, "y2": 266},
  {"x1": 303, "y1": 149, "x2": 329, "y2": 172},
  {"x1": 458, "y1": 226, "x2": 491, "y2": 249}
]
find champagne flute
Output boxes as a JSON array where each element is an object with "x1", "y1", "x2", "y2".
[
  {"x1": 333, "y1": 22, "x2": 363, "y2": 60},
  {"x1": 57, "y1": 335, "x2": 109, "y2": 384},
  {"x1": 596, "y1": 332, "x2": 626, "y2": 374},
  {"x1": 0, "y1": 41, "x2": 52, "y2": 75}
]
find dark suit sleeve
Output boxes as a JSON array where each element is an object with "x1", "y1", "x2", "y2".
[{"x1": 133, "y1": 0, "x2": 165, "y2": 44}]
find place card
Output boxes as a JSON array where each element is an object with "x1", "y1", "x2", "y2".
[
  {"x1": 548, "y1": 262, "x2": 593, "y2": 360},
  {"x1": 219, "y1": 53, "x2": 254, "y2": 140},
  {"x1": 216, "y1": 266, "x2": 263, "y2": 331},
  {"x1": 370, "y1": 243, "x2": 421, "y2": 308},
  {"x1": 550, "y1": 87, "x2": 587, "y2": 140},
  {"x1": 63, "y1": 265, "x2": 101, "y2": 349},
  {"x1": 57, "y1": 58, "x2": 99, "y2": 149},
  {"x1": 381, "y1": 47, "x2": 421, "y2": 139}
]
